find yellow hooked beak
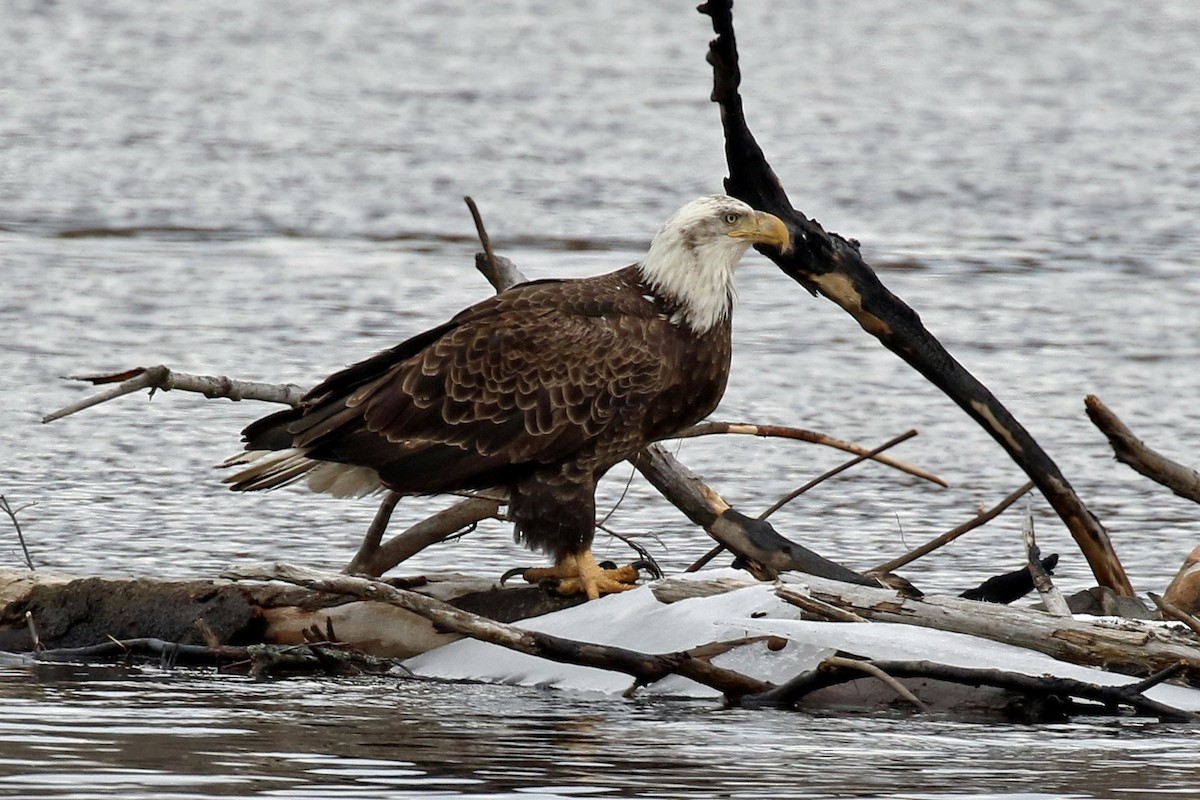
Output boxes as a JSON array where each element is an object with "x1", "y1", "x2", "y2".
[{"x1": 729, "y1": 210, "x2": 792, "y2": 254}]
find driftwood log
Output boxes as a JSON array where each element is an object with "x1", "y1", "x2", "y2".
[{"x1": 4, "y1": 563, "x2": 1198, "y2": 720}]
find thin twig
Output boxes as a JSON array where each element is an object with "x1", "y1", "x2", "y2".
[
  {"x1": 869, "y1": 481, "x2": 1035, "y2": 574},
  {"x1": 673, "y1": 421, "x2": 946, "y2": 487},
  {"x1": 0, "y1": 495, "x2": 35, "y2": 570},
  {"x1": 759, "y1": 430, "x2": 917, "y2": 520}
]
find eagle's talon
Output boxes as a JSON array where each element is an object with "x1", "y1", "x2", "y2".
[
  {"x1": 499, "y1": 566, "x2": 530, "y2": 586},
  {"x1": 629, "y1": 559, "x2": 663, "y2": 579}
]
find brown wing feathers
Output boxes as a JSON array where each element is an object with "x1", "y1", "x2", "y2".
[{"x1": 235, "y1": 269, "x2": 678, "y2": 496}]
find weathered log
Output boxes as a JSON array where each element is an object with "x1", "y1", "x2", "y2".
[
  {"x1": 697, "y1": 0, "x2": 1133, "y2": 596},
  {"x1": 773, "y1": 577, "x2": 1200, "y2": 685}
]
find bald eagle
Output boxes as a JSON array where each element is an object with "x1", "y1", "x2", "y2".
[{"x1": 223, "y1": 195, "x2": 790, "y2": 598}]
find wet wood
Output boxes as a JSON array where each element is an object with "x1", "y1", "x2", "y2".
[
  {"x1": 697, "y1": 0, "x2": 1134, "y2": 597},
  {"x1": 749, "y1": 655, "x2": 1197, "y2": 721}
]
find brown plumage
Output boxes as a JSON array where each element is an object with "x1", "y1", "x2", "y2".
[{"x1": 223, "y1": 196, "x2": 790, "y2": 598}]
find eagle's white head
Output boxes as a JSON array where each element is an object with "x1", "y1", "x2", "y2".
[{"x1": 638, "y1": 195, "x2": 791, "y2": 333}]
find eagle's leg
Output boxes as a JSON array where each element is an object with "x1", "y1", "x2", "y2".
[
  {"x1": 519, "y1": 551, "x2": 640, "y2": 600},
  {"x1": 508, "y1": 474, "x2": 640, "y2": 599}
]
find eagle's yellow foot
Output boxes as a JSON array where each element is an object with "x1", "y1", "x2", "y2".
[{"x1": 505, "y1": 551, "x2": 641, "y2": 600}]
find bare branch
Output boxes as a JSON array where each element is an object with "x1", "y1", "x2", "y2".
[
  {"x1": 673, "y1": 421, "x2": 946, "y2": 487},
  {"x1": 43, "y1": 365, "x2": 306, "y2": 422},
  {"x1": 1086, "y1": 395, "x2": 1200, "y2": 504},
  {"x1": 1023, "y1": 501, "x2": 1071, "y2": 616},
  {"x1": 0, "y1": 495, "x2": 34, "y2": 570},
  {"x1": 869, "y1": 481, "x2": 1035, "y2": 575}
]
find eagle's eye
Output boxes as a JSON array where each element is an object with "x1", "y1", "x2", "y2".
[{"x1": 724, "y1": 212, "x2": 740, "y2": 225}]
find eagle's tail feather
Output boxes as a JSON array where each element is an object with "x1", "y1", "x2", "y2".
[{"x1": 219, "y1": 448, "x2": 383, "y2": 498}]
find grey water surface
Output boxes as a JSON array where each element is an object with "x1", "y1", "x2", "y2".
[{"x1": 2, "y1": 1, "x2": 1199, "y2": 797}]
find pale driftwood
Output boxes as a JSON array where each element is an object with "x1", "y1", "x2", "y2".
[
  {"x1": 42, "y1": 365, "x2": 305, "y2": 423},
  {"x1": 1086, "y1": 395, "x2": 1200, "y2": 505},
  {"x1": 228, "y1": 563, "x2": 775, "y2": 699},
  {"x1": 1023, "y1": 503, "x2": 1071, "y2": 616},
  {"x1": 868, "y1": 481, "x2": 1035, "y2": 575},
  {"x1": 672, "y1": 421, "x2": 946, "y2": 486},
  {"x1": 774, "y1": 577, "x2": 1200, "y2": 684}
]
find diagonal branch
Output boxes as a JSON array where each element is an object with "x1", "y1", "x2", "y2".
[
  {"x1": 672, "y1": 421, "x2": 946, "y2": 486},
  {"x1": 698, "y1": 0, "x2": 1133, "y2": 596},
  {"x1": 1086, "y1": 395, "x2": 1200, "y2": 504}
]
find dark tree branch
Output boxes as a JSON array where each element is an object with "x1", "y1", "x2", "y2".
[
  {"x1": 698, "y1": 0, "x2": 1133, "y2": 596},
  {"x1": 870, "y1": 481, "x2": 1035, "y2": 575},
  {"x1": 1086, "y1": 395, "x2": 1200, "y2": 504},
  {"x1": 746, "y1": 654, "x2": 1198, "y2": 721}
]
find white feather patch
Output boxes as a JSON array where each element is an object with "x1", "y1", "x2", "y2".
[{"x1": 221, "y1": 447, "x2": 384, "y2": 498}]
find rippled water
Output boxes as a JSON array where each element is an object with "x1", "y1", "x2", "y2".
[{"x1": 3, "y1": 1, "x2": 1200, "y2": 797}]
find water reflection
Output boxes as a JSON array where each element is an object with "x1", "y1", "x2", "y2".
[{"x1": 0, "y1": 665, "x2": 1196, "y2": 799}]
